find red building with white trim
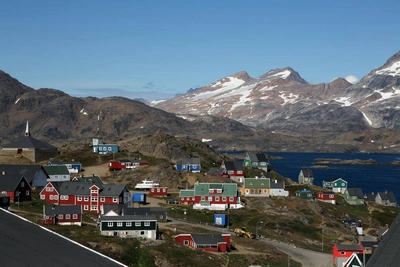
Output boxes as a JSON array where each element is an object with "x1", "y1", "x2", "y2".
[
  {"x1": 317, "y1": 191, "x2": 336, "y2": 204},
  {"x1": 174, "y1": 233, "x2": 231, "y2": 252},
  {"x1": 149, "y1": 187, "x2": 168, "y2": 197},
  {"x1": 39, "y1": 181, "x2": 130, "y2": 214},
  {"x1": 43, "y1": 205, "x2": 82, "y2": 226}
]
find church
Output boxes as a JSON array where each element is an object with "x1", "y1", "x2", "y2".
[{"x1": 0, "y1": 122, "x2": 58, "y2": 162}]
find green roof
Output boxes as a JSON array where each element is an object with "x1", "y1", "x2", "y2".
[
  {"x1": 180, "y1": 190, "x2": 195, "y2": 197},
  {"x1": 194, "y1": 183, "x2": 237, "y2": 197},
  {"x1": 43, "y1": 165, "x2": 69, "y2": 175},
  {"x1": 244, "y1": 178, "x2": 270, "y2": 188}
]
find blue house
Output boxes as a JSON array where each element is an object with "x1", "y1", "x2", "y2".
[
  {"x1": 175, "y1": 158, "x2": 201, "y2": 173},
  {"x1": 91, "y1": 138, "x2": 119, "y2": 154},
  {"x1": 48, "y1": 161, "x2": 82, "y2": 173}
]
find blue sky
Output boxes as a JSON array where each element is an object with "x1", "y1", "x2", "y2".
[{"x1": 1, "y1": 1, "x2": 399, "y2": 100}]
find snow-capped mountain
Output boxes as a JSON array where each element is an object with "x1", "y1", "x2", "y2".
[{"x1": 152, "y1": 51, "x2": 400, "y2": 132}]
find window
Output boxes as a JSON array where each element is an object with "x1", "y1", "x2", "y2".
[
  {"x1": 26, "y1": 190, "x2": 30, "y2": 196},
  {"x1": 91, "y1": 189, "x2": 97, "y2": 194},
  {"x1": 100, "y1": 197, "x2": 105, "y2": 202},
  {"x1": 237, "y1": 171, "x2": 243, "y2": 174},
  {"x1": 91, "y1": 205, "x2": 97, "y2": 210},
  {"x1": 144, "y1": 222, "x2": 150, "y2": 226},
  {"x1": 54, "y1": 195, "x2": 59, "y2": 200},
  {"x1": 84, "y1": 205, "x2": 88, "y2": 210},
  {"x1": 108, "y1": 147, "x2": 112, "y2": 151},
  {"x1": 108, "y1": 222, "x2": 113, "y2": 227},
  {"x1": 99, "y1": 147, "x2": 103, "y2": 151},
  {"x1": 135, "y1": 222, "x2": 141, "y2": 226},
  {"x1": 184, "y1": 240, "x2": 189, "y2": 245},
  {"x1": 117, "y1": 222, "x2": 123, "y2": 227},
  {"x1": 222, "y1": 197, "x2": 226, "y2": 202},
  {"x1": 73, "y1": 214, "x2": 78, "y2": 219},
  {"x1": 201, "y1": 196, "x2": 205, "y2": 201},
  {"x1": 40, "y1": 195, "x2": 45, "y2": 200},
  {"x1": 215, "y1": 197, "x2": 220, "y2": 201},
  {"x1": 49, "y1": 195, "x2": 54, "y2": 200},
  {"x1": 140, "y1": 231, "x2": 145, "y2": 236},
  {"x1": 77, "y1": 196, "x2": 82, "y2": 201},
  {"x1": 126, "y1": 222, "x2": 132, "y2": 227},
  {"x1": 84, "y1": 197, "x2": 89, "y2": 201},
  {"x1": 55, "y1": 175, "x2": 59, "y2": 179},
  {"x1": 157, "y1": 188, "x2": 160, "y2": 192},
  {"x1": 21, "y1": 182, "x2": 25, "y2": 187},
  {"x1": 46, "y1": 187, "x2": 53, "y2": 192},
  {"x1": 342, "y1": 183, "x2": 345, "y2": 186},
  {"x1": 91, "y1": 197, "x2": 98, "y2": 202},
  {"x1": 191, "y1": 197, "x2": 195, "y2": 201},
  {"x1": 229, "y1": 197, "x2": 234, "y2": 201},
  {"x1": 208, "y1": 196, "x2": 212, "y2": 201},
  {"x1": 209, "y1": 189, "x2": 214, "y2": 193},
  {"x1": 245, "y1": 189, "x2": 249, "y2": 194},
  {"x1": 66, "y1": 214, "x2": 70, "y2": 219},
  {"x1": 216, "y1": 189, "x2": 222, "y2": 193},
  {"x1": 58, "y1": 215, "x2": 63, "y2": 219},
  {"x1": 113, "y1": 197, "x2": 118, "y2": 203}
]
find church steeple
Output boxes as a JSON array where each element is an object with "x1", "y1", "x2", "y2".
[{"x1": 25, "y1": 121, "x2": 30, "y2": 137}]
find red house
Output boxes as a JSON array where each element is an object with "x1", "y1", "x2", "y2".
[
  {"x1": 221, "y1": 161, "x2": 245, "y2": 183},
  {"x1": 132, "y1": 160, "x2": 149, "y2": 167},
  {"x1": 317, "y1": 191, "x2": 336, "y2": 204},
  {"x1": 39, "y1": 181, "x2": 130, "y2": 214},
  {"x1": 174, "y1": 233, "x2": 231, "y2": 252},
  {"x1": 333, "y1": 243, "x2": 363, "y2": 267},
  {"x1": 179, "y1": 183, "x2": 240, "y2": 209},
  {"x1": 149, "y1": 187, "x2": 168, "y2": 197},
  {"x1": 109, "y1": 159, "x2": 133, "y2": 171},
  {"x1": 43, "y1": 205, "x2": 82, "y2": 226},
  {"x1": 0, "y1": 174, "x2": 31, "y2": 203}
]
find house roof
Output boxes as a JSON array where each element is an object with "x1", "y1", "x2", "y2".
[
  {"x1": 366, "y1": 212, "x2": 400, "y2": 266},
  {"x1": 300, "y1": 169, "x2": 313, "y2": 178},
  {"x1": 2, "y1": 136, "x2": 57, "y2": 150},
  {"x1": 296, "y1": 189, "x2": 312, "y2": 193},
  {"x1": 270, "y1": 180, "x2": 285, "y2": 189},
  {"x1": 247, "y1": 153, "x2": 269, "y2": 163},
  {"x1": 50, "y1": 181, "x2": 127, "y2": 197},
  {"x1": 99, "y1": 215, "x2": 157, "y2": 222},
  {"x1": 123, "y1": 207, "x2": 166, "y2": 216},
  {"x1": 208, "y1": 167, "x2": 225, "y2": 175},
  {"x1": 377, "y1": 191, "x2": 397, "y2": 203},
  {"x1": 177, "y1": 158, "x2": 200, "y2": 165},
  {"x1": 0, "y1": 209, "x2": 125, "y2": 266},
  {"x1": 223, "y1": 160, "x2": 244, "y2": 171},
  {"x1": 44, "y1": 205, "x2": 82, "y2": 215},
  {"x1": 243, "y1": 177, "x2": 270, "y2": 188},
  {"x1": 0, "y1": 164, "x2": 47, "y2": 183},
  {"x1": 180, "y1": 190, "x2": 195, "y2": 197},
  {"x1": 364, "y1": 193, "x2": 376, "y2": 202},
  {"x1": 335, "y1": 244, "x2": 363, "y2": 251},
  {"x1": 191, "y1": 234, "x2": 227, "y2": 245},
  {"x1": 0, "y1": 175, "x2": 30, "y2": 191},
  {"x1": 194, "y1": 183, "x2": 237, "y2": 196},
  {"x1": 72, "y1": 175, "x2": 104, "y2": 186},
  {"x1": 43, "y1": 165, "x2": 70, "y2": 176},
  {"x1": 318, "y1": 191, "x2": 335, "y2": 195},
  {"x1": 346, "y1": 188, "x2": 364, "y2": 199},
  {"x1": 102, "y1": 204, "x2": 127, "y2": 215}
]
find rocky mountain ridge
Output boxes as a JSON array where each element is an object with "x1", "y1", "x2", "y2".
[{"x1": 152, "y1": 51, "x2": 400, "y2": 132}]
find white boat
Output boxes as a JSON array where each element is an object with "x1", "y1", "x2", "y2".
[{"x1": 134, "y1": 180, "x2": 159, "y2": 190}]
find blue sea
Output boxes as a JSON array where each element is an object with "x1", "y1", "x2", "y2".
[{"x1": 266, "y1": 152, "x2": 400, "y2": 201}]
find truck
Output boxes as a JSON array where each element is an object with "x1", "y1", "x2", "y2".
[{"x1": 234, "y1": 227, "x2": 256, "y2": 239}]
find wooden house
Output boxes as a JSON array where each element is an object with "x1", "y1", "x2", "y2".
[
  {"x1": 108, "y1": 159, "x2": 133, "y2": 170},
  {"x1": 240, "y1": 176, "x2": 288, "y2": 197},
  {"x1": 47, "y1": 161, "x2": 82, "y2": 173},
  {"x1": 0, "y1": 174, "x2": 31, "y2": 203},
  {"x1": 317, "y1": 191, "x2": 336, "y2": 204},
  {"x1": 175, "y1": 158, "x2": 201, "y2": 173},
  {"x1": 91, "y1": 138, "x2": 119, "y2": 154},
  {"x1": 179, "y1": 183, "x2": 241, "y2": 210},
  {"x1": 242, "y1": 153, "x2": 270, "y2": 170},
  {"x1": 333, "y1": 244, "x2": 363, "y2": 267},
  {"x1": 322, "y1": 177, "x2": 347, "y2": 193},
  {"x1": 270, "y1": 180, "x2": 289, "y2": 197},
  {"x1": 208, "y1": 167, "x2": 226, "y2": 177},
  {"x1": 43, "y1": 165, "x2": 70, "y2": 182},
  {"x1": 344, "y1": 188, "x2": 365, "y2": 205},
  {"x1": 174, "y1": 233, "x2": 231, "y2": 252},
  {"x1": 0, "y1": 194, "x2": 10, "y2": 210},
  {"x1": 0, "y1": 121, "x2": 58, "y2": 162},
  {"x1": 98, "y1": 215, "x2": 158, "y2": 240},
  {"x1": 221, "y1": 160, "x2": 245, "y2": 183},
  {"x1": 39, "y1": 181, "x2": 130, "y2": 214},
  {"x1": 298, "y1": 169, "x2": 314, "y2": 185},
  {"x1": 0, "y1": 164, "x2": 49, "y2": 188},
  {"x1": 149, "y1": 187, "x2": 168, "y2": 197},
  {"x1": 295, "y1": 189, "x2": 313, "y2": 200},
  {"x1": 375, "y1": 191, "x2": 397, "y2": 207},
  {"x1": 43, "y1": 205, "x2": 82, "y2": 226},
  {"x1": 132, "y1": 160, "x2": 149, "y2": 167}
]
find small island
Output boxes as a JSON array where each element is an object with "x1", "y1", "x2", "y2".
[{"x1": 315, "y1": 158, "x2": 377, "y2": 165}]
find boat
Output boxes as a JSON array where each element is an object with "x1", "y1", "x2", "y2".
[{"x1": 134, "y1": 180, "x2": 159, "y2": 190}]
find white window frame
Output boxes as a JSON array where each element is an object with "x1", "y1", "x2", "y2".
[
  {"x1": 144, "y1": 221, "x2": 150, "y2": 226},
  {"x1": 126, "y1": 222, "x2": 132, "y2": 227},
  {"x1": 100, "y1": 197, "x2": 105, "y2": 202},
  {"x1": 58, "y1": 214, "x2": 63, "y2": 219},
  {"x1": 73, "y1": 214, "x2": 78, "y2": 219},
  {"x1": 135, "y1": 222, "x2": 141, "y2": 226},
  {"x1": 66, "y1": 214, "x2": 70, "y2": 219},
  {"x1": 117, "y1": 222, "x2": 123, "y2": 227},
  {"x1": 108, "y1": 222, "x2": 113, "y2": 227}
]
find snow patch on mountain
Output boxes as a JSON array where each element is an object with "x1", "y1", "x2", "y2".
[
  {"x1": 334, "y1": 96, "x2": 353, "y2": 106},
  {"x1": 279, "y1": 93, "x2": 299, "y2": 105},
  {"x1": 193, "y1": 76, "x2": 246, "y2": 100},
  {"x1": 361, "y1": 111, "x2": 373, "y2": 125},
  {"x1": 375, "y1": 61, "x2": 400, "y2": 76},
  {"x1": 270, "y1": 70, "x2": 291, "y2": 79}
]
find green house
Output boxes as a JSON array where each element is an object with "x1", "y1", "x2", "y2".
[
  {"x1": 343, "y1": 188, "x2": 364, "y2": 205},
  {"x1": 322, "y1": 177, "x2": 347, "y2": 194},
  {"x1": 98, "y1": 215, "x2": 157, "y2": 240},
  {"x1": 243, "y1": 153, "x2": 269, "y2": 170},
  {"x1": 295, "y1": 189, "x2": 313, "y2": 200}
]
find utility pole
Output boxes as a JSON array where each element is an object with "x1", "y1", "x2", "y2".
[{"x1": 322, "y1": 226, "x2": 324, "y2": 252}]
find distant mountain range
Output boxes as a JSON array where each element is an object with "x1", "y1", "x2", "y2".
[
  {"x1": 152, "y1": 51, "x2": 400, "y2": 132},
  {"x1": 1, "y1": 51, "x2": 400, "y2": 154}
]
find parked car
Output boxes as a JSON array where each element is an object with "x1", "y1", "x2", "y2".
[{"x1": 166, "y1": 198, "x2": 179, "y2": 204}]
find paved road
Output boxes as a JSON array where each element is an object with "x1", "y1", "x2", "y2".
[{"x1": 166, "y1": 218, "x2": 333, "y2": 267}]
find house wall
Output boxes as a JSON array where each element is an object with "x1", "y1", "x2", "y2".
[
  {"x1": 149, "y1": 187, "x2": 168, "y2": 197},
  {"x1": 100, "y1": 221, "x2": 157, "y2": 239},
  {"x1": 180, "y1": 195, "x2": 237, "y2": 205}
]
